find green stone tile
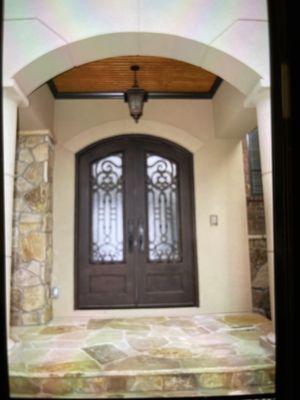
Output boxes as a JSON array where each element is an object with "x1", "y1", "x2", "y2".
[
  {"x1": 134, "y1": 317, "x2": 167, "y2": 324},
  {"x1": 86, "y1": 330, "x2": 124, "y2": 346},
  {"x1": 127, "y1": 337, "x2": 168, "y2": 352},
  {"x1": 39, "y1": 325, "x2": 83, "y2": 335},
  {"x1": 55, "y1": 331, "x2": 90, "y2": 342},
  {"x1": 41, "y1": 376, "x2": 109, "y2": 395},
  {"x1": 197, "y1": 372, "x2": 233, "y2": 389},
  {"x1": 161, "y1": 318, "x2": 198, "y2": 328},
  {"x1": 181, "y1": 326, "x2": 208, "y2": 336},
  {"x1": 127, "y1": 375, "x2": 163, "y2": 392},
  {"x1": 228, "y1": 330, "x2": 261, "y2": 341},
  {"x1": 180, "y1": 356, "x2": 224, "y2": 370},
  {"x1": 9, "y1": 362, "x2": 27, "y2": 374},
  {"x1": 220, "y1": 313, "x2": 268, "y2": 328},
  {"x1": 74, "y1": 377, "x2": 107, "y2": 394},
  {"x1": 44, "y1": 348, "x2": 92, "y2": 364},
  {"x1": 27, "y1": 359, "x2": 101, "y2": 375},
  {"x1": 149, "y1": 347, "x2": 194, "y2": 358},
  {"x1": 257, "y1": 384, "x2": 276, "y2": 394},
  {"x1": 9, "y1": 377, "x2": 40, "y2": 395},
  {"x1": 83, "y1": 344, "x2": 128, "y2": 364},
  {"x1": 163, "y1": 374, "x2": 198, "y2": 391},
  {"x1": 106, "y1": 321, "x2": 151, "y2": 332},
  {"x1": 231, "y1": 368, "x2": 275, "y2": 388},
  {"x1": 87, "y1": 318, "x2": 151, "y2": 331},
  {"x1": 9, "y1": 347, "x2": 49, "y2": 365},
  {"x1": 193, "y1": 315, "x2": 226, "y2": 327},
  {"x1": 180, "y1": 354, "x2": 273, "y2": 371},
  {"x1": 16, "y1": 333, "x2": 55, "y2": 342},
  {"x1": 104, "y1": 355, "x2": 180, "y2": 371},
  {"x1": 87, "y1": 319, "x2": 111, "y2": 329}
]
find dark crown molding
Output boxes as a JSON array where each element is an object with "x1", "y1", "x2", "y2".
[{"x1": 47, "y1": 77, "x2": 223, "y2": 100}]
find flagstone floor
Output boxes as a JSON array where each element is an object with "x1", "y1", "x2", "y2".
[{"x1": 8, "y1": 313, "x2": 275, "y2": 398}]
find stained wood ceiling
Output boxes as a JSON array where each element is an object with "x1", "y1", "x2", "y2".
[{"x1": 51, "y1": 56, "x2": 220, "y2": 95}]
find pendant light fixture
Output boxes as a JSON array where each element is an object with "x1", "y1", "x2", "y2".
[{"x1": 124, "y1": 65, "x2": 148, "y2": 123}]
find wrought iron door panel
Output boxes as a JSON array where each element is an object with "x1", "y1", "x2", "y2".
[
  {"x1": 91, "y1": 153, "x2": 124, "y2": 263},
  {"x1": 76, "y1": 139, "x2": 136, "y2": 308},
  {"x1": 133, "y1": 138, "x2": 197, "y2": 307},
  {"x1": 146, "y1": 153, "x2": 181, "y2": 263},
  {"x1": 76, "y1": 135, "x2": 198, "y2": 309}
]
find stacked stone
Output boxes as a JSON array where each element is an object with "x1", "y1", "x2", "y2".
[
  {"x1": 11, "y1": 132, "x2": 54, "y2": 326},
  {"x1": 249, "y1": 238, "x2": 270, "y2": 318}
]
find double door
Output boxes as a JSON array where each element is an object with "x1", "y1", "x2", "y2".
[{"x1": 76, "y1": 135, "x2": 198, "y2": 308}]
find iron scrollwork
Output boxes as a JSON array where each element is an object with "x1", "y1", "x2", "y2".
[
  {"x1": 146, "y1": 153, "x2": 181, "y2": 262},
  {"x1": 91, "y1": 153, "x2": 124, "y2": 263}
]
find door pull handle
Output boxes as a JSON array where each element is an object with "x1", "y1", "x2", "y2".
[
  {"x1": 128, "y1": 220, "x2": 134, "y2": 253},
  {"x1": 138, "y1": 220, "x2": 145, "y2": 252}
]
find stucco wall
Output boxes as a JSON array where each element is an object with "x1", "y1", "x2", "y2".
[
  {"x1": 213, "y1": 81, "x2": 257, "y2": 139},
  {"x1": 51, "y1": 97, "x2": 252, "y2": 318},
  {"x1": 19, "y1": 85, "x2": 55, "y2": 133}
]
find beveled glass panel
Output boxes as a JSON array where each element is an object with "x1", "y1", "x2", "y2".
[
  {"x1": 146, "y1": 153, "x2": 181, "y2": 262},
  {"x1": 91, "y1": 153, "x2": 124, "y2": 262}
]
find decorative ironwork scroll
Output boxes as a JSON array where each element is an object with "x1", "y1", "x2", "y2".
[
  {"x1": 91, "y1": 153, "x2": 124, "y2": 262},
  {"x1": 146, "y1": 153, "x2": 181, "y2": 262}
]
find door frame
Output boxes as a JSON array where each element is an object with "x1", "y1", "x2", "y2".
[{"x1": 74, "y1": 134, "x2": 199, "y2": 309}]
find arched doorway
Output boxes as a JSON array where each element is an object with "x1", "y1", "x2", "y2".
[{"x1": 75, "y1": 134, "x2": 198, "y2": 308}]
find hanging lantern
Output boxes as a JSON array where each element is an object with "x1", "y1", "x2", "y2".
[{"x1": 124, "y1": 65, "x2": 148, "y2": 123}]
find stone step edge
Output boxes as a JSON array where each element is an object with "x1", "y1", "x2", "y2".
[
  {"x1": 9, "y1": 369, "x2": 275, "y2": 397},
  {"x1": 9, "y1": 363, "x2": 275, "y2": 379},
  {"x1": 9, "y1": 388, "x2": 277, "y2": 400}
]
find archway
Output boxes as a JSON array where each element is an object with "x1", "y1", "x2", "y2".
[
  {"x1": 8, "y1": 32, "x2": 262, "y2": 97},
  {"x1": 4, "y1": 27, "x2": 273, "y2": 325}
]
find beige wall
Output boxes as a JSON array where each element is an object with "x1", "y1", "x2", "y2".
[
  {"x1": 53, "y1": 98, "x2": 214, "y2": 144},
  {"x1": 51, "y1": 96, "x2": 252, "y2": 318},
  {"x1": 19, "y1": 85, "x2": 54, "y2": 133},
  {"x1": 213, "y1": 81, "x2": 257, "y2": 139}
]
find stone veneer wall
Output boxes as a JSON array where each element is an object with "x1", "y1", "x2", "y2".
[
  {"x1": 10, "y1": 131, "x2": 54, "y2": 326},
  {"x1": 242, "y1": 135, "x2": 270, "y2": 318}
]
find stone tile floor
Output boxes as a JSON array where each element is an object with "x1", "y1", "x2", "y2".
[{"x1": 9, "y1": 313, "x2": 275, "y2": 398}]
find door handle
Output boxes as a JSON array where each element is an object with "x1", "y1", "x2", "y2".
[
  {"x1": 128, "y1": 220, "x2": 134, "y2": 253},
  {"x1": 138, "y1": 219, "x2": 145, "y2": 252}
]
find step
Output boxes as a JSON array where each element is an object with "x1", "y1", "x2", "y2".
[{"x1": 9, "y1": 313, "x2": 275, "y2": 398}]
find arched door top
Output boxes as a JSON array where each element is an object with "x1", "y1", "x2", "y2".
[
  {"x1": 64, "y1": 120, "x2": 204, "y2": 155},
  {"x1": 77, "y1": 134, "x2": 193, "y2": 158}
]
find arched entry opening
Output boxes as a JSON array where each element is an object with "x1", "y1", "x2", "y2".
[{"x1": 4, "y1": 28, "x2": 272, "y2": 326}]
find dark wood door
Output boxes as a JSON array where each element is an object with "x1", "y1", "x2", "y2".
[{"x1": 76, "y1": 135, "x2": 198, "y2": 309}]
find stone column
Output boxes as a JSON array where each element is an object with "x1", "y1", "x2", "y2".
[
  {"x1": 10, "y1": 130, "x2": 54, "y2": 326},
  {"x1": 3, "y1": 85, "x2": 28, "y2": 341},
  {"x1": 254, "y1": 89, "x2": 275, "y2": 322}
]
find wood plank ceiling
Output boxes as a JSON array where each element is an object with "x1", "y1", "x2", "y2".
[{"x1": 50, "y1": 56, "x2": 220, "y2": 95}]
